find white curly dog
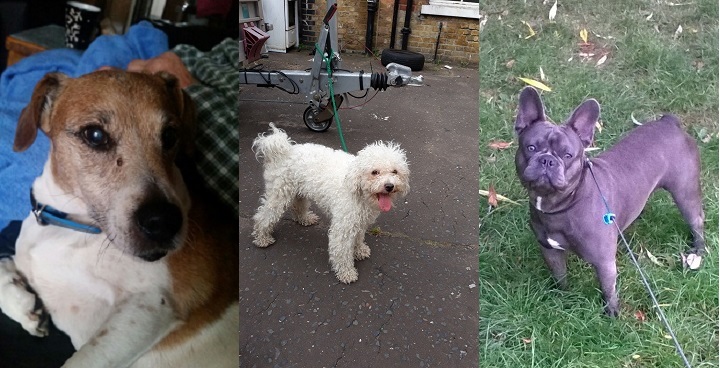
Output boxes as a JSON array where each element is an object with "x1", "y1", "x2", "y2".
[{"x1": 251, "y1": 124, "x2": 410, "y2": 283}]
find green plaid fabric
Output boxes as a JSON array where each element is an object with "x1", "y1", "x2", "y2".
[{"x1": 173, "y1": 39, "x2": 238, "y2": 212}]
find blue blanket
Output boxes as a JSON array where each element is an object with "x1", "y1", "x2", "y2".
[{"x1": 0, "y1": 22, "x2": 168, "y2": 230}]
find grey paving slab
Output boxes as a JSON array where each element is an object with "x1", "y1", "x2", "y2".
[{"x1": 239, "y1": 51, "x2": 479, "y2": 368}]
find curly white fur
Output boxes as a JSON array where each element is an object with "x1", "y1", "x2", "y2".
[{"x1": 251, "y1": 124, "x2": 410, "y2": 283}]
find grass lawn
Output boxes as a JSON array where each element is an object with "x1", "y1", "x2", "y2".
[{"x1": 479, "y1": 1, "x2": 719, "y2": 367}]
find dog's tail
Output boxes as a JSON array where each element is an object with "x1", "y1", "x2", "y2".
[{"x1": 252, "y1": 123, "x2": 293, "y2": 162}]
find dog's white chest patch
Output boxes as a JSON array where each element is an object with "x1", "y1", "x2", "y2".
[
  {"x1": 535, "y1": 196, "x2": 543, "y2": 211},
  {"x1": 15, "y1": 219, "x2": 173, "y2": 348},
  {"x1": 546, "y1": 238, "x2": 565, "y2": 251}
]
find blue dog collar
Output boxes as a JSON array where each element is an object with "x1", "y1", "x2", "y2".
[{"x1": 30, "y1": 189, "x2": 102, "y2": 234}]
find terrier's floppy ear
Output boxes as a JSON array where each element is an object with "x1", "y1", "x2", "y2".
[
  {"x1": 566, "y1": 99, "x2": 600, "y2": 148},
  {"x1": 515, "y1": 86, "x2": 547, "y2": 136},
  {"x1": 157, "y1": 71, "x2": 197, "y2": 156},
  {"x1": 14, "y1": 73, "x2": 67, "y2": 152}
]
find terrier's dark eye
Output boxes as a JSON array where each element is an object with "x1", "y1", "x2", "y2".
[
  {"x1": 81, "y1": 126, "x2": 110, "y2": 149},
  {"x1": 161, "y1": 127, "x2": 178, "y2": 151},
  {"x1": 392, "y1": 170, "x2": 398, "y2": 174},
  {"x1": 372, "y1": 170, "x2": 379, "y2": 175},
  {"x1": 527, "y1": 145, "x2": 536, "y2": 152}
]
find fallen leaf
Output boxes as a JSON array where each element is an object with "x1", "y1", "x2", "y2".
[
  {"x1": 539, "y1": 67, "x2": 547, "y2": 81},
  {"x1": 488, "y1": 140, "x2": 513, "y2": 150},
  {"x1": 596, "y1": 54, "x2": 608, "y2": 66},
  {"x1": 522, "y1": 337, "x2": 533, "y2": 344},
  {"x1": 488, "y1": 185, "x2": 498, "y2": 208},
  {"x1": 518, "y1": 77, "x2": 552, "y2": 91},
  {"x1": 692, "y1": 60, "x2": 704, "y2": 70},
  {"x1": 567, "y1": 56, "x2": 573, "y2": 62},
  {"x1": 479, "y1": 190, "x2": 521, "y2": 205},
  {"x1": 630, "y1": 112, "x2": 643, "y2": 126},
  {"x1": 701, "y1": 134, "x2": 712, "y2": 143},
  {"x1": 505, "y1": 59, "x2": 516, "y2": 69},
  {"x1": 646, "y1": 12, "x2": 653, "y2": 20},
  {"x1": 632, "y1": 354, "x2": 641, "y2": 360},
  {"x1": 645, "y1": 248, "x2": 663, "y2": 266},
  {"x1": 634, "y1": 309, "x2": 646, "y2": 322},
  {"x1": 548, "y1": 0, "x2": 558, "y2": 20},
  {"x1": 595, "y1": 121, "x2": 603, "y2": 133},
  {"x1": 580, "y1": 28, "x2": 589, "y2": 43},
  {"x1": 674, "y1": 25, "x2": 683, "y2": 39},
  {"x1": 522, "y1": 21, "x2": 536, "y2": 39}
]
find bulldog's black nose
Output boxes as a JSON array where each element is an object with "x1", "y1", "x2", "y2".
[
  {"x1": 384, "y1": 183, "x2": 395, "y2": 192},
  {"x1": 135, "y1": 201, "x2": 182, "y2": 243},
  {"x1": 540, "y1": 155, "x2": 556, "y2": 167}
]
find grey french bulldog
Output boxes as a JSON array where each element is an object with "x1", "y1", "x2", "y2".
[{"x1": 514, "y1": 86, "x2": 706, "y2": 317}]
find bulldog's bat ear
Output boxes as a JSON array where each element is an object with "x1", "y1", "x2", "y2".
[
  {"x1": 566, "y1": 99, "x2": 600, "y2": 148},
  {"x1": 515, "y1": 87, "x2": 546, "y2": 136}
]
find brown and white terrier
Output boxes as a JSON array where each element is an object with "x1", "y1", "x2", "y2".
[{"x1": 0, "y1": 70, "x2": 238, "y2": 367}]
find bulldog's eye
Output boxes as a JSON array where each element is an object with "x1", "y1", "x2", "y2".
[
  {"x1": 161, "y1": 127, "x2": 178, "y2": 151},
  {"x1": 372, "y1": 170, "x2": 379, "y2": 175},
  {"x1": 527, "y1": 145, "x2": 536, "y2": 152},
  {"x1": 81, "y1": 126, "x2": 110, "y2": 149},
  {"x1": 564, "y1": 153, "x2": 573, "y2": 159}
]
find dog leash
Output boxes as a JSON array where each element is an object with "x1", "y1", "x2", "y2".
[
  {"x1": 314, "y1": 43, "x2": 348, "y2": 153},
  {"x1": 586, "y1": 158, "x2": 692, "y2": 368},
  {"x1": 30, "y1": 189, "x2": 102, "y2": 234}
]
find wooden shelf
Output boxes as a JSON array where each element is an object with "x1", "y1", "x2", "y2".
[{"x1": 6, "y1": 25, "x2": 65, "y2": 67}]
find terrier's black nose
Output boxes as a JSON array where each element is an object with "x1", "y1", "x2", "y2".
[
  {"x1": 135, "y1": 201, "x2": 182, "y2": 243},
  {"x1": 384, "y1": 183, "x2": 395, "y2": 192}
]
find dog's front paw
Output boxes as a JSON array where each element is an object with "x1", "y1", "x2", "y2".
[
  {"x1": 354, "y1": 243, "x2": 371, "y2": 261},
  {"x1": 12, "y1": 276, "x2": 50, "y2": 337},
  {"x1": 25, "y1": 305, "x2": 50, "y2": 337},
  {"x1": 0, "y1": 260, "x2": 50, "y2": 337},
  {"x1": 604, "y1": 304, "x2": 620, "y2": 318},
  {"x1": 682, "y1": 252, "x2": 703, "y2": 270},
  {"x1": 295, "y1": 212, "x2": 319, "y2": 226},
  {"x1": 252, "y1": 232, "x2": 276, "y2": 248},
  {"x1": 603, "y1": 296, "x2": 620, "y2": 318},
  {"x1": 335, "y1": 267, "x2": 359, "y2": 284}
]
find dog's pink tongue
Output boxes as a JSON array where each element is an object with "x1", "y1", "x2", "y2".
[{"x1": 378, "y1": 193, "x2": 393, "y2": 212}]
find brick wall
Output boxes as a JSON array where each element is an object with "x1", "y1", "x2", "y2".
[
  {"x1": 298, "y1": 0, "x2": 478, "y2": 65},
  {"x1": 299, "y1": 0, "x2": 318, "y2": 45}
]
